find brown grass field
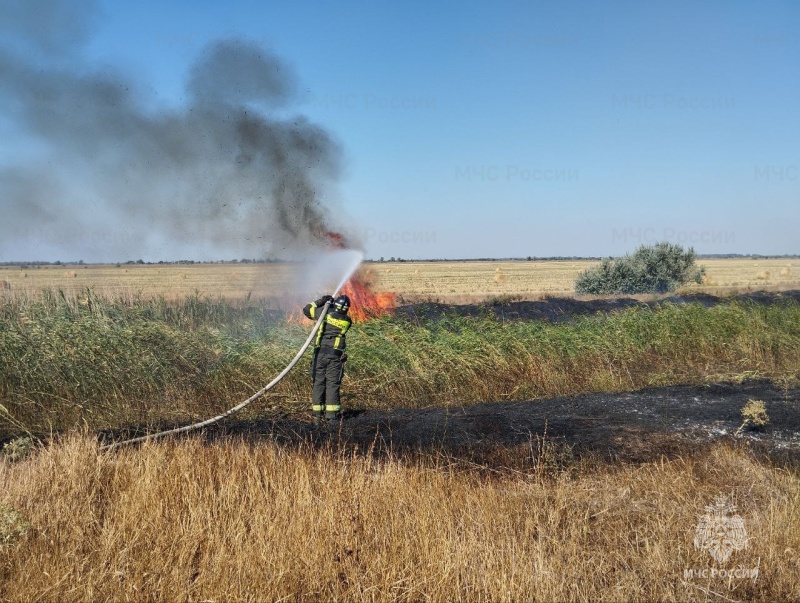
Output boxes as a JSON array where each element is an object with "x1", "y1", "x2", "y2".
[
  {"x1": 2, "y1": 437, "x2": 799, "y2": 602},
  {"x1": 1, "y1": 257, "x2": 798, "y2": 302}
]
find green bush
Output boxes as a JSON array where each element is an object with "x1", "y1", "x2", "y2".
[{"x1": 575, "y1": 242, "x2": 706, "y2": 294}]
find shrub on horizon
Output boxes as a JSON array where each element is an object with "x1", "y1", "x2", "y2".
[{"x1": 575, "y1": 242, "x2": 706, "y2": 295}]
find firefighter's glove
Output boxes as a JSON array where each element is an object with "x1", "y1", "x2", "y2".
[
  {"x1": 315, "y1": 294, "x2": 334, "y2": 307},
  {"x1": 340, "y1": 353, "x2": 348, "y2": 363}
]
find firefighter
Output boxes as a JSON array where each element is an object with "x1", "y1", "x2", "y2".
[{"x1": 303, "y1": 293, "x2": 352, "y2": 421}]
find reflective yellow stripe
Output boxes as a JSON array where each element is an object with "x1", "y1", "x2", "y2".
[
  {"x1": 325, "y1": 404, "x2": 341, "y2": 412},
  {"x1": 308, "y1": 303, "x2": 318, "y2": 318},
  {"x1": 326, "y1": 315, "x2": 350, "y2": 332},
  {"x1": 311, "y1": 404, "x2": 324, "y2": 412},
  {"x1": 314, "y1": 314, "x2": 351, "y2": 350}
]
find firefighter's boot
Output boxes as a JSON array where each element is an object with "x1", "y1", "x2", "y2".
[{"x1": 311, "y1": 404, "x2": 325, "y2": 423}]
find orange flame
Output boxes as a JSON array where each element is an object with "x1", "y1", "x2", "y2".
[
  {"x1": 286, "y1": 230, "x2": 397, "y2": 323},
  {"x1": 323, "y1": 230, "x2": 348, "y2": 249},
  {"x1": 340, "y1": 273, "x2": 397, "y2": 322},
  {"x1": 322, "y1": 229, "x2": 396, "y2": 321}
]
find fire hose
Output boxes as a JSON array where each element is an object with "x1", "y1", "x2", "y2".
[{"x1": 101, "y1": 300, "x2": 332, "y2": 450}]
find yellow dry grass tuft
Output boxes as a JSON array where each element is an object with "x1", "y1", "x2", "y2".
[{"x1": 736, "y1": 399, "x2": 770, "y2": 435}]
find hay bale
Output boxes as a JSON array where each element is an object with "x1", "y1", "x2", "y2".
[
  {"x1": 0, "y1": 280, "x2": 10, "y2": 290},
  {"x1": 756, "y1": 271, "x2": 771, "y2": 280},
  {"x1": 779, "y1": 267, "x2": 792, "y2": 277}
]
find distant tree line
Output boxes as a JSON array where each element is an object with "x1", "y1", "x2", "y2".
[
  {"x1": 1, "y1": 251, "x2": 798, "y2": 268},
  {"x1": 0, "y1": 258, "x2": 287, "y2": 268},
  {"x1": 366, "y1": 253, "x2": 800, "y2": 263}
]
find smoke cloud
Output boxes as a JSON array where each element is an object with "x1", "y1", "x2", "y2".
[{"x1": 0, "y1": 0, "x2": 358, "y2": 262}]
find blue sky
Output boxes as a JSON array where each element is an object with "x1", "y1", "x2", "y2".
[{"x1": 2, "y1": 0, "x2": 798, "y2": 261}]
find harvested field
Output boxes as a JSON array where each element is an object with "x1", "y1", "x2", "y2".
[
  {"x1": 0, "y1": 263, "x2": 299, "y2": 301},
  {"x1": 1, "y1": 257, "x2": 799, "y2": 303},
  {"x1": 367, "y1": 258, "x2": 800, "y2": 302}
]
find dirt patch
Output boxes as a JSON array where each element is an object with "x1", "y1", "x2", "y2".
[{"x1": 209, "y1": 378, "x2": 800, "y2": 467}]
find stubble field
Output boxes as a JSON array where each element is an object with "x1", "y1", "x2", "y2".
[{"x1": 2, "y1": 257, "x2": 799, "y2": 302}]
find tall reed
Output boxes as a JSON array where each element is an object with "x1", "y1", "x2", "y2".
[{"x1": 1, "y1": 291, "x2": 798, "y2": 437}]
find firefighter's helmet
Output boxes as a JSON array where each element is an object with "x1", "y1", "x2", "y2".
[{"x1": 334, "y1": 294, "x2": 350, "y2": 313}]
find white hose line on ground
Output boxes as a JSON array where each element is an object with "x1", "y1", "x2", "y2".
[{"x1": 101, "y1": 301, "x2": 331, "y2": 450}]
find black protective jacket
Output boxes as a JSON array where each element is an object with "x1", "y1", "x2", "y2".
[{"x1": 303, "y1": 297, "x2": 352, "y2": 356}]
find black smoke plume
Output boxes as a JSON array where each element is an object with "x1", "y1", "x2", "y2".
[{"x1": 0, "y1": 1, "x2": 356, "y2": 262}]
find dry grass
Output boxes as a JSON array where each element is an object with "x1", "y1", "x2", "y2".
[
  {"x1": 4, "y1": 258, "x2": 798, "y2": 304},
  {"x1": 1, "y1": 436, "x2": 798, "y2": 602}
]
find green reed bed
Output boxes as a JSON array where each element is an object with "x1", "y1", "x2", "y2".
[{"x1": 1, "y1": 291, "x2": 798, "y2": 437}]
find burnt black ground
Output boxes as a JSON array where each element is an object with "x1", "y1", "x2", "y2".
[
  {"x1": 394, "y1": 289, "x2": 800, "y2": 323},
  {"x1": 205, "y1": 378, "x2": 800, "y2": 467}
]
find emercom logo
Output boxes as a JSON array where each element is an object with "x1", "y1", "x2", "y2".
[
  {"x1": 693, "y1": 495, "x2": 748, "y2": 563},
  {"x1": 683, "y1": 495, "x2": 759, "y2": 582}
]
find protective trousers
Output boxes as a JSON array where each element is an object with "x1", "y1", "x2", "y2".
[{"x1": 311, "y1": 352, "x2": 344, "y2": 416}]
